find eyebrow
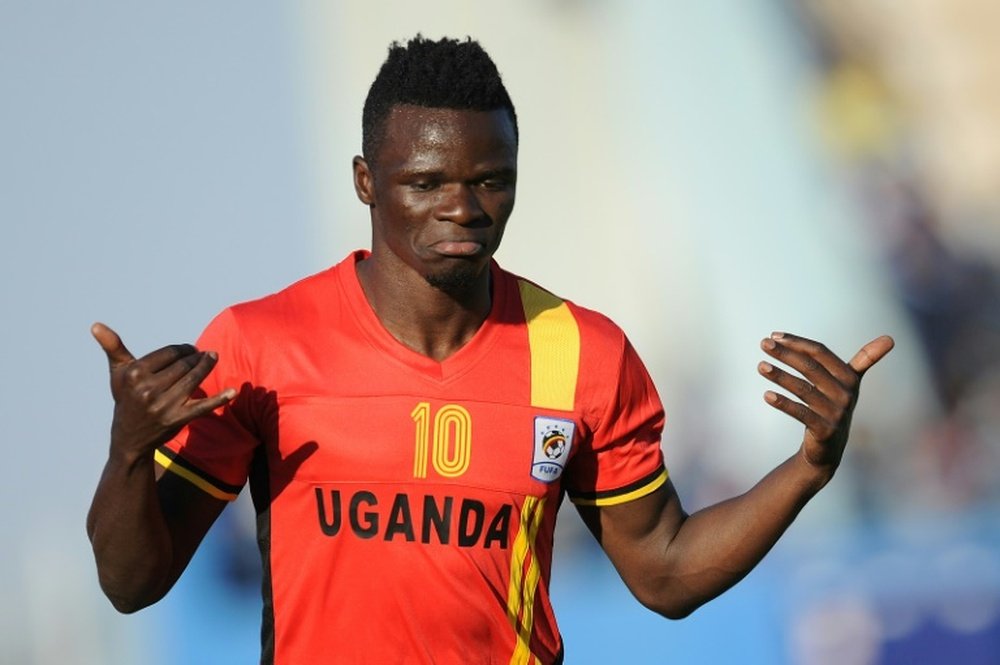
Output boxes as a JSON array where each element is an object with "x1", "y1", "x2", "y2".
[
  {"x1": 394, "y1": 166, "x2": 516, "y2": 181},
  {"x1": 396, "y1": 168, "x2": 443, "y2": 179},
  {"x1": 476, "y1": 167, "x2": 516, "y2": 178}
]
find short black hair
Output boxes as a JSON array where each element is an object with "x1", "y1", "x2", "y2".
[{"x1": 362, "y1": 35, "x2": 518, "y2": 163}]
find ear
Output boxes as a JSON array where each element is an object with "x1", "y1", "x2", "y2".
[{"x1": 353, "y1": 155, "x2": 375, "y2": 206}]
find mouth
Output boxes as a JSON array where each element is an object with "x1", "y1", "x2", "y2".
[{"x1": 431, "y1": 240, "x2": 486, "y2": 257}]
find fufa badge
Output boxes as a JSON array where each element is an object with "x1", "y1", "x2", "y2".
[{"x1": 531, "y1": 416, "x2": 575, "y2": 483}]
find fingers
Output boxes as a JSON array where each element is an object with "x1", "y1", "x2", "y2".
[
  {"x1": 758, "y1": 354, "x2": 842, "y2": 439},
  {"x1": 96, "y1": 324, "x2": 235, "y2": 420},
  {"x1": 185, "y1": 387, "x2": 239, "y2": 421},
  {"x1": 762, "y1": 389, "x2": 832, "y2": 438},
  {"x1": 146, "y1": 347, "x2": 214, "y2": 392},
  {"x1": 153, "y1": 351, "x2": 226, "y2": 410},
  {"x1": 763, "y1": 332, "x2": 894, "y2": 383},
  {"x1": 137, "y1": 349, "x2": 236, "y2": 415},
  {"x1": 141, "y1": 343, "x2": 200, "y2": 373},
  {"x1": 758, "y1": 331, "x2": 892, "y2": 447},
  {"x1": 154, "y1": 380, "x2": 237, "y2": 429},
  {"x1": 124, "y1": 349, "x2": 237, "y2": 437},
  {"x1": 761, "y1": 332, "x2": 856, "y2": 388},
  {"x1": 91, "y1": 322, "x2": 135, "y2": 369},
  {"x1": 848, "y1": 335, "x2": 895, "y2": 376},
  {"x1": 758, "y1": 360, "x2": 834, "y2": 413},
  {"x1": 92, "y1": 323, "x2": 205, "y2": 375}
]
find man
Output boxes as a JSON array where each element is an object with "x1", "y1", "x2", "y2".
[{"x1": 87, "y1": 36, "x2": 893, "y2": 664}]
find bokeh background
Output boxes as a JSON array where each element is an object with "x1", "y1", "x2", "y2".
[{"x1": 3, "y1": 1, "x2": 999, "y2": 663}]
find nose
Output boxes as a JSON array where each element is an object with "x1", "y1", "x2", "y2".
[{"x1": 435, "y1": 183, "x2": 486, "y2": 226}]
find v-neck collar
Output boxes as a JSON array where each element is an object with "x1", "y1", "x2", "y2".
[{"x1": 338, "y1": 250, "x2": 509, "y2": 383}]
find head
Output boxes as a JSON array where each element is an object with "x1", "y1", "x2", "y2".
[
  {"x1": 354, "y1": 36, "x2": 519, "y2": 296},
  {"x1": 361, "y1": 35, "x2": 518, "y2": 168}
]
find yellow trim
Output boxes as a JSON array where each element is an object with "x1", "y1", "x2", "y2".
[
  {"x1": 515, "y1": 502, "x2": 545, "y2": 663},
  {"x1": 411, "y1": 402, "x2": 430, "y2": 478},
  {"x1": 571, "y1": 469, "x2": 669, "y2": 507},
  {"x1": 154, "y1": 449, "x2": 239, "y2": 501},
  {"x1": 432, "y1": 404, "x2": 472, "y2": 477},
  {"x1": 506, "y1": 498, "x2": 534, "y2": 629},
  {"x1": 506, "y1": 497, "x2": 547, "y2": 665},
  {"x1": 518, "y1": 281, "x2": 580, "y2": 411}
]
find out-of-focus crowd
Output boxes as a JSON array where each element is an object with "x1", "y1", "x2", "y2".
[
  {"x1": 776, "y1": 3, "x2": 1000, "y2": 662},
  {"x1": 798, "y1": 0, "x2": 1000, "y2": 517}
]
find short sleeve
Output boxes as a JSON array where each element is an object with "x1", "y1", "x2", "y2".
[
  {"x1": 564, "y1": 337, "x2": 667, "y2": 506},
  {"x1": 155, "y1": 308, "x2": 262, "y2": 501}
]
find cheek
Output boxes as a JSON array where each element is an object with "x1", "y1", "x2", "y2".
[
  {"x1": 376, "y1": 197, "x2": 426, "y2": 237},
  {"x1": 390, "y1": 191, "x2": 435, "y2": 220},
  {"x1": 492, "y1": 194, "x2": 516, "y2": 223}
]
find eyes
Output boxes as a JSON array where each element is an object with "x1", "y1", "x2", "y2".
[
  {"x1": 405, "y1": 176, "x2": 513, "y2": 193},
  {"x1": 478, "y1": 177, "x2": 513, "y2": 192},
  {"x1": 408, "y1": 180, "x2": 438, "y2": 192}
]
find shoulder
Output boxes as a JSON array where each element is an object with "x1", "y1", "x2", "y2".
[
  {"x1": 498, "y1": 266, "x2": 635, "y2": 416},
  {"x1": 227, "y1": 253, "x2": 358, "y2": 327},
  {"x1": 231, "y1": 266, "x2": 338, "y2": 319},
  {"x1": 204, "y1": 252, "x2": 358, "y2": 348},
  {"x1": 500, "y1": 266, "x2": 628, "y2": 355}
]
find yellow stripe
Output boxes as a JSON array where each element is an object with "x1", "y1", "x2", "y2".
[
  {"x1": 571, "y1": 469, "x2": 669, "y2": 507},
  {"x1": 513, "y1": 499, "x2": 547, "y2": 664},
  {"x1": 508, "y1": 497, "x2": 547, "y2": 665},
  {"x1": 154, "y1": 449, "x2": 239, "y2": 501},
  {"x1": 506, "y1": 498, "x2": 535, "y2": 630},
  {"x1": 518, "y1": 281, "x2": 580, "y2": 411}
]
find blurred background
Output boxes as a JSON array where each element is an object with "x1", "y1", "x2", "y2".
[{"x1": 2, "y1": 0, "x2": 999, "y2": 663}]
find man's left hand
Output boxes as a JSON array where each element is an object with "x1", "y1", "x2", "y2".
[{"x1": 758, "y1": 332, "x2": 894, "y2": 474}]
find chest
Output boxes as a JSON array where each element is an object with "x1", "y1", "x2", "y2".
[
  {"x1": 252, "y1": 308, "x2": 588, "y2": 495},
  {"x1": 273, "y1": 393, "x2": 579, "y2": 499}
]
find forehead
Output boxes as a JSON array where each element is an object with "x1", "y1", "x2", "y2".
[{"x1": 375, "y1": 105, "x2": 517, "y2": 170}]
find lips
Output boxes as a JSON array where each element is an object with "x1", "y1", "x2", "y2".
[{"x1": 432, "y1": 240, "x2": 485, "y2": 257}]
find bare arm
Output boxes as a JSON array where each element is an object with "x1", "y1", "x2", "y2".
[
  {"x1": 577, "y1": 333, "x2": 894, "y2": 619},
  {"x1": 86, "y1": 323, "x2": 235, "y2": 613}
]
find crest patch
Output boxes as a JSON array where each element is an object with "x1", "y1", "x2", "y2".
[{"x1": 531, "y1": 416, "x2": 575, "y2": 483}]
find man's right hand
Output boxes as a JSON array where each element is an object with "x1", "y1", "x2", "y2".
[{"x1": 91, "y1": 322, "x2": 236, "y2": 462}]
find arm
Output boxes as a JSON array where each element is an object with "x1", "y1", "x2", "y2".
[
  {"x1": 576, "y1": 332, "x2": 894, "y2": 619},
  {"x1": 86, "y1": 323, "x2": 236, "y2": 613}
]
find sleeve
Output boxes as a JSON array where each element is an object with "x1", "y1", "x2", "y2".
[
  {"x1": 564, "y1": 336, "x2": 668, "y2": 507},
  {"x1": 155, "y1": 307, "x2": 263, "y2": 501}
]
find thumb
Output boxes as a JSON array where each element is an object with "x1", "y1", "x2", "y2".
[
  {"x1": 848, "y1": 335, "x2": 895, "y2": 376},
  {"x1": 91, "y1": 322, "x2": 135, "y2": 369}
]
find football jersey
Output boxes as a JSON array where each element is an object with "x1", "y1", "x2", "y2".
[{"x1": 158, "y1": 250, "x2": 667, "y2": 664}]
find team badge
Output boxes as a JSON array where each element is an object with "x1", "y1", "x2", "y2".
[{"x1": 531, "y1": 417, "x2": 575, "y2": 483}]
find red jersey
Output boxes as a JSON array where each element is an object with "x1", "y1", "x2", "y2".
[{"x1": 158, "y1": 251, "x2": 666, "y2": 664}]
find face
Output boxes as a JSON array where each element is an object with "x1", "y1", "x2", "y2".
[{"x1": 353, "y1": 105, "x2": 518, "y2": 293}]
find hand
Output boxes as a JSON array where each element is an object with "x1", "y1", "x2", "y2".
[
  {"x1": 92, "y1": 322, "x2": 236, "y2": 461},
  {"x1": 757, "y1": 332, "x2": 894, "y2": 474}
]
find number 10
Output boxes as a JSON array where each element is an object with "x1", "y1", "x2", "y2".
[{"x1": 411, "y1": 402, "x2": 472, "y2": 479}]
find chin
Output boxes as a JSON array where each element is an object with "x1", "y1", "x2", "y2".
[{"x1": 423, "y1": 262, "x2": 484, "y2": 295}]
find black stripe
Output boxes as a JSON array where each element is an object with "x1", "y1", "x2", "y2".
[
  {"x1": 567, "y1": 464, "x2": 665, "y2": 503},
  {"x1": 156, "y1": 446, "x2": 243, "y2": 495},
  {"x1": 249, "y1": 444, "x2": 274, "y2": 665}
]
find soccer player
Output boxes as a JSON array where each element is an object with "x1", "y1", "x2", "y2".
[{"x1": 86, "y1": 36, "x2": 894, "y2": 664}]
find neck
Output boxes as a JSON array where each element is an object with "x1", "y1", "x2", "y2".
[{"x1": 355, "y1": 253, "x2": 492, "y2": 362}]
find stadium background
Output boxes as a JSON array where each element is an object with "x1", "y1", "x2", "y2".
[{"x1": 2, "y1": 1, "x2": 999, "y2": 662}]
